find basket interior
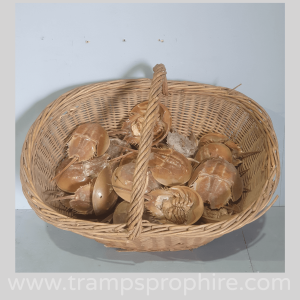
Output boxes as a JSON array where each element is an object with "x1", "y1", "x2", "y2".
[{"x1": 26, "y1": 81, "x2": 269, "y2": 222}]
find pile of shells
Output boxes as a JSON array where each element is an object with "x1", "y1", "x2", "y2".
[{"x1": 49, "y1": 101, "x2": 259, "y2": 226}]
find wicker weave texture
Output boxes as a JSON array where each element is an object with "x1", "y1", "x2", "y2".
[{"x1": 20, "y1": 66, "x2": 280, "y2": 252}]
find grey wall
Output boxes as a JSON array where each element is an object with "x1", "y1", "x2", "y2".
[{"x1": 16, "y1": 3, "x2": 284, "y2": 208}]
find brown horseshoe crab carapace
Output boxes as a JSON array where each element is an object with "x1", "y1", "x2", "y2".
[
  {"x1": 112, "y1": 201, "x2": 153, "y2": 224},
  {"x1": 197, "y1": 132, "x2": 260, "y2": 166},
  {"x1": 148, "y1": 148, "x2": 193, "y2": 186},
  {"x1": 111, "y1": 162, "x2": 161, "y2": 202},
  {"x1": 53, "y1": 137, "x2": 130, "y2": 193},
  {"x1": 54, "y1": 154, "x2": 110, "y2": 193},
  {"x1": 51, "y1": 164, "x2": 119, "y2": 216},
  {"x1": 92, "y1": 164, "x2": 119, "y2": 216},
  {"x1": 112, "y1": 201, "x2": 131, "y2": 224},
  {"x1": 188, "y1": 158, "x2": 243, "y2": 209},
  {"x1": 49, "y1": 183, "x2": 94, "y2": 215},
  {"x1": 200, "y1": 204, "x2": 241, "y2": 224},
  {"x1": 111, "y1": 101, "x2": 171, "y2": 147},
  {"x1": 52, "y1": 123, "x2": 110, "y2": 181},
  {"x1": 54, "y1": 157, "x2": 93, "y2": 194},
  {"x1": 144, "y1": 186, "x2": 204, "y2": 225},
  {"x1": 195, "y1": 143, "x2": 234, "y2": 165}
]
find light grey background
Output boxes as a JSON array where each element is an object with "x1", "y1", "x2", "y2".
[{"x1": 15, "y1": 3, "x2": 284, "y2": 208}]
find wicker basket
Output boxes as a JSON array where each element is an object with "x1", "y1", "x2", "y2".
[{"x1": 20, "y1": 64, "x2": 280, "y2": 252}]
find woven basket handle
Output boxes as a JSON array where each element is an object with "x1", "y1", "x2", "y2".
[{"x1": 126, "y1": 64, "x2": 168, "y2": 240}]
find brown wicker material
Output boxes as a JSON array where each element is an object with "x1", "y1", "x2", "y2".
[{"x1": 20, "y1": 64, "x2": 280, "y2": 252}]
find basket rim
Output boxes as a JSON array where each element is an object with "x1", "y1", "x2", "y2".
[{"x1": 20, "y1": 78, "x2": 281, "y2": 243}]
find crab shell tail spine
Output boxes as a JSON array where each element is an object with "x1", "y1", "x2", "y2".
[
  {"x1": 51, "y1": 156, "x2": 79, "y2": 181},
  {"x1": 49, "y1": 195, "x2": 75, "y2": 201},
  {"x1": 237, "y1": 151, "x2": 261, "y2": 159}
]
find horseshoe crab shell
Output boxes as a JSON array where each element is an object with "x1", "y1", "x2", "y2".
[
  {"x1": 50, "y1": 183, "x2": 94, "y2": 215},
  {"x1": 69, "y1": 184, "x2": 94, "y2": 214},
  {"x1": 144, "y1": 186, "x2": 204, "y2": 225},
  {"x1": 121, "y1": 101, "x2": 172, "y2": 146},
  {"x1": 148, "y1": 148, "x2": 193, "y2": 186},
  {"x1": 51, "y1": 163, "x2": 119, "y2": 216},
  {"x1": 194, "y1": 143, "x2": 234, "y2": 165},
  {"x1": 92, "y1": 164, "x2": 119, "y2": 216},
  {"x1": 111, "y1": 162, "x2": 161, "y2": 202},
  {"x1": 54, "y1": 158, "x2": 91, "y2": 193},
  {"x1": 112, "y1": 201, "x2": 153, "y2": 224},
  {"x1": 113, "y1": 201, "x2": 130, "y2": 224},
  {"x1": 199, "y1": 132, "x2": 233, "y2": 147},
  {"x1": 198, "y1": 133, "x2": 259, "y2": 166},
  {"x1": 188, "y1": 158, "x2": 243, "y2": 209},
  {"x1": 52, "y1": 123, "x2": 110, "y2": 181},
  {"x1": 198, "y1": 133, "x2": 243, "y2": 166},
  {"x1": 119, "y1": 152, "x2": 138, "y2": 167},
  {"x1": 54, "y1": 154, "x2": 109, "y2": 193},
  {"x1": 68, "y1": 123, "x2": 110, "y2": 158},
  {"x1": 201, "y1": 205, "x2": 239, "y2": 224}
]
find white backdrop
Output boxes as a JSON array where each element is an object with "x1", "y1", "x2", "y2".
[{"x1": 15, "y1": 3, "x2": 285, "y2": 208}]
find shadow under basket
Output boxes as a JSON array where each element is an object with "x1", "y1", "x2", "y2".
[{"x1": 20, "y1": 64, "x2": 280, "y2": 252}]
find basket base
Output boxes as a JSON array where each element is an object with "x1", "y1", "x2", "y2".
[{"x1": 94, "y1": 235, "x2": 216, "y2": 252}]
